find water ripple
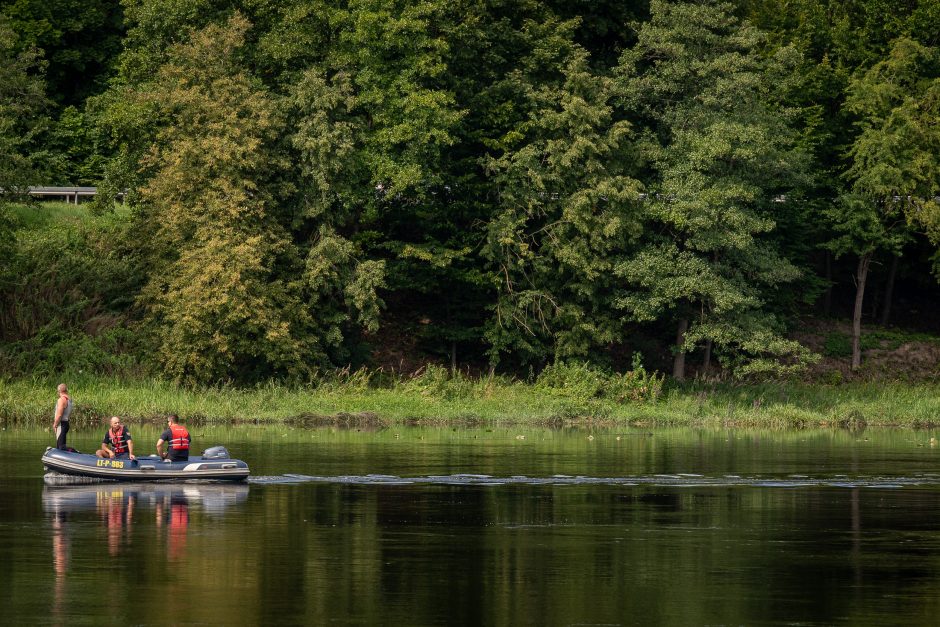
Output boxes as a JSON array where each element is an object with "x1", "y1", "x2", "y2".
[{"x1": 248, "y1": 473, "x2": 940, "y2": 488}]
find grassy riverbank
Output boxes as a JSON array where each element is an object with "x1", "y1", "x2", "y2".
[{"x1": 4, "y1": 374, "x2": 940, "y2": 429}]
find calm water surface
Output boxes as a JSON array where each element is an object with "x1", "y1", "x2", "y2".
[{"x1": 3, "y1": 425, "x2": 940, "y2": 625}]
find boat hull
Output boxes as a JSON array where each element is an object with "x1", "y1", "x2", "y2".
[{"x1": 41, "y1": 447, "x2": 250, "y2": 482}]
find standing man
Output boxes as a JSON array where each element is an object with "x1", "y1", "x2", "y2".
[
  {"x1": 96, "y1": 416, "x2": 136, "y2": 460},
  {"x1": 53, "y1": 384, "x2": 72, "y2": 450},
  {"x1": 157, "y1": 415, "x2": 191, "y2": 461}
]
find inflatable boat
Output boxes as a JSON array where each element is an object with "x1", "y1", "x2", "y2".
[{"x1": 41, "y1": 446, "x2": 250, "y2": 482}]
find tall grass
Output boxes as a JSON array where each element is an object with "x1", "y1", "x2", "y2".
[{"x1": 3, "y1": 372, "x2": 940, "y2": 429}]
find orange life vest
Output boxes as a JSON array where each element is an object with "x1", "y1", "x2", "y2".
[
  {"x1": 109, "y1": 426, "x2": 128, "y2": 454},
  {"x1": 169, "y1": 424, "x2": 190, "y2": 451}
]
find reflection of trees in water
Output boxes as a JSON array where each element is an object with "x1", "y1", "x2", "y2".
[{"x1": 32, "y1": 479, "x2": 940, "y2": 625}]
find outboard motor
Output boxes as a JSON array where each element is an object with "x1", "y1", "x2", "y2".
[{"x1": 202, "y1": 446, "x2": 231, "y2": 459}]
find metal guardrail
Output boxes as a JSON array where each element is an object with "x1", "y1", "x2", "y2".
[{"x1": 27, "y1": 187, "x2": 99, "y2": 204}]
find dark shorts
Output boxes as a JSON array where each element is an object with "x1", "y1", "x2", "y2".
[
  {"x1": 167, "y1": 452, "x2": 189, "y2": 462},
  {"x1": 55, "y1": 421, "x2": 70, "y2": 450}
]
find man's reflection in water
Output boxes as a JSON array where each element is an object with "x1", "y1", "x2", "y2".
[
  {"x1": 51, "y1": 511, "x2": 70, "y2": 626},
  {"x1": 97, "y1": 489, "x2": 135, "y2": 556},
  {"x1": 155, "y1": 493, "x2": 190, "y2": 561},
  {"x1": 45, "y1": 482, "x2": 245, "y2": 585}
]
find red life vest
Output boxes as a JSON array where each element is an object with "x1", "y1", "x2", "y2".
[
  {"x1": 169, "y1": 424, "x2": 190, "y2": 451},
  {"x1": 109, "y1": 426, "x2": 128, "y2": 454}
]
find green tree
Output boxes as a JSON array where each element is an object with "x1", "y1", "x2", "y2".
[
  {"x1": 0, "y1": 0, "x2": 124, "y2": 106},
  {"x1": 0, "y1": 1, "x2": 125, "y2": 185},
  {"x1": 130, "y1": 14, "x2": 317, "y2": 383},
  {"x1": 0, "y1": 17, "x2": 45, "y2": 295},
  {"x1": 91, "y1": 0, "x2": 236, "y2": 206},
  {"x1": 744, "y1": 0, "x2": 940, "y2": 324},
  {"x1": 483, "y1": 36, "x2": 642, "y2": 368},
  {"x1": 44, "y1": 105, "x2": 109, "y2": 185},
  {"x1": 383, "y1": 0, "x2": 585, "y2": 371},
  {"x1": 0, "y1": 17, "x2": 49, "y2": 198},
  {"x1": 543, "y1": 0, "x2": 648, "y2": 69},
  {"x1": 832, "y1": 37, "x2": 940, "y2": 370},
  {"x1": 280, "y1": 0, "x2": 466, "y2": 366},
  {"x1": 615, "y1": 0, "x2": 814, "y2": 379}
]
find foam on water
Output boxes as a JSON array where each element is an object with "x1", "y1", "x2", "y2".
[
  {"x1": 43, "y1": 472, "x2": 112, "y2": 485},
  {"x1": 247, "y1": 473, "x2": 940, "y2": 488}
]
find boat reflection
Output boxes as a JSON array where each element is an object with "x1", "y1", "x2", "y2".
[
  {"x1": 44, "y1": 483, "x2": 248, "y2": 623},
  {"x1": 43, "y1": 482, "x2": 250, "y2": 517},
  {"x1": 43, "y1": 483, "x2": 250, "y2": 555}
]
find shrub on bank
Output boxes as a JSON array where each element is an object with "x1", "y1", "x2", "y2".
[
  {"x1": 535, "y1": 356, "x2": 664, "y2": 403},
  {"x1": 0, "y1": 203, "x2": 147, "y2": 378},
  {"x1": 402, "y1": 364, "x2": 476, "y2": 400}
]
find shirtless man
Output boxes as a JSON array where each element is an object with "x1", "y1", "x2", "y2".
[{"x1": 53, "y1": 384, "x2": 72, "y2": 450}]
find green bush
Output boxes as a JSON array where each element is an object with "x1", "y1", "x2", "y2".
[
  {"x1": 535, "y1": 361, "x2": 609, "y2": 400},
  {"x1": 0, "y1": 204, "x2": 145, "y2": 377},
  {"x1": 607, "y1": 353, "x2": 665, "y2": 402},
  {"x1": 823, "y1": 333, "x2": 853, "y2": 357},
  {"x1": 0, "y1": 326, "x2": 148, "y2": 378},
  {"x1": 402, "y1": 364, "x2": 475, "y2": 400},
  {"x1": 536, "y1": 356, "x2": 663, "y2": 404}
]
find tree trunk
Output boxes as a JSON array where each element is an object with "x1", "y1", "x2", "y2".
[
  {"x1": 450, "y1": 341, "x2": 457, "y2": 376},
  {"x1": 702, "y1": 338, "x2": 713, "y2": 377},
  {"x1": 851, "y1": 253, "x2": 872, "y2": 371},
  {"x1": 880, "y1": 254, "x2": 898, "y2": 326},
  {"x1": 823, "y1": 251, "x2": 832, "y2": 316},
  {"x1": 673, "y1": 318, "x2": 689, "y2": 381}
]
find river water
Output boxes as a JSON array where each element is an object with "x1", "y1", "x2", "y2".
[{"x1": 3, "y1": 425, "x2": 940, "y2": 625}]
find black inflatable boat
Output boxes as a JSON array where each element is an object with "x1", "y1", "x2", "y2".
[{"x1": 41, "y1": 446, "x2": 250, "y2": 482}]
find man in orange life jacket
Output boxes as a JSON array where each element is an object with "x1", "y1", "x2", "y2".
[
  {"x1": 96, "y1": 416, "x2": 136, "y2": 460},
  {"x1": 157, "y1": 415, "x2": 191, "y2": 462}
]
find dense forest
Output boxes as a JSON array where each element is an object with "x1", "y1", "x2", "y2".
[{"x1": 1, "y1": 0, "x2": 939, "y2": 386}]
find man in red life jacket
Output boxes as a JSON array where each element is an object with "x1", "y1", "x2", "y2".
[
  {"x1": 96, "y1": 416, "x2": 136, "y2": 460},
  {"x1": 157, "y1": 414, "x2": 191, "y2": 462}
]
